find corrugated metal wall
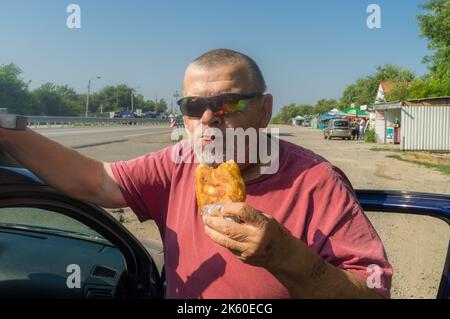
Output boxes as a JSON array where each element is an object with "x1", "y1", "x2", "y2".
[{"x1": 401, "y1": 106, "x2": 450, "y2": 151}]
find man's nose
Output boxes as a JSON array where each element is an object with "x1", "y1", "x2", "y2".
[{"x1": 201, "y1": 108, "x2": 222, "y2": 127}]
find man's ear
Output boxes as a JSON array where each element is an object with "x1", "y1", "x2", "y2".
[{"x1": 260, "y1": 94, "x2": 273, "y2": 128}]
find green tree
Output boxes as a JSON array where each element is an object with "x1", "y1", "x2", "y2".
[
  {"x1": 271, "y1": 103, "x2": 314, "y2": 124},
  {"x1": 384, "y1": 83, "x2": 412, "y2": 101},
  {"x1": 132, "y1": 94, "x2": 146, "y2": 111},
  {"x1": 87, "y1": 86, "x2": 160, "y2": 114},
  {"x1": 413, "y1": 0, "x2": 450, "y2": 97},
  {"x1": 313, "y1": 99, "x2": 339, "y2": 114},
  {"x1": 297, "y1": 104, "x2": 314, "y2": 116},
  {"x1": 155, "y1": 98, "x2": 168, "y2": 114},
  {"x1": 1, "y1": 62, "x2": 190, "y2": 117},
  {"x1": 340, "y1": 65, "x2": 415, "y2": 105},
  {"x1": 142, "y1": 99, "x2": 156, "y2": 112},
  {"x1": 92, "y1": 84, "x2": 135, "y2": 112},
  {"x1": 31, "y1": 83, "x2": 82, "y2": 116},
  {"x1": 341, "y1": 83, "x2": 360, "y2": 107},
  {"x1": 0, "y1": 63, "x2": 32, "y2": 114},
  {"x1": 271, "y1": 104, "x2": 298, "y2": 124},
  {"x1": 407, "y1": 76, "x2": 449, "y2": 98},
  {"x1": 383, "y1": 1, "x2": 450, "y2": 100}
]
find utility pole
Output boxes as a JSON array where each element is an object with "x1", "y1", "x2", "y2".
[
  {"x1": 131, "y1": 90, "x2": 134, "y2": 112},
  {"x1": 173, "y1": 90, "x2": 180, "y2": 115},
  {"x1": 130, "y1": 86, "x2": 141, "y2": 112},
  {"x1": 85, "y1": 76, "x2": 101, "y2": 117}
]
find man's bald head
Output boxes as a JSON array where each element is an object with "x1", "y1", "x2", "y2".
[{"x1": 184, "y1": 49, "x2": 266, "y2": 95}]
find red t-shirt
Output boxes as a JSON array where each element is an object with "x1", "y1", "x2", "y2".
[{"x1": 111, "y1": 139, "x2": 392, "y2": 299}]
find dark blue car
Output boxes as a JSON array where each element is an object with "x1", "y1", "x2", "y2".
[{"x1": 0, "y1": 151, "x2": 449, "y2": 299}]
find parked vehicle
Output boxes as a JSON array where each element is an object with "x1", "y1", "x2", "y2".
[
  {"x1": 0, "y1": 151, "x2": 449, "y2": 299},
  {"x1": 323, "y1": 119, "x2": 352, "y2": 140}
]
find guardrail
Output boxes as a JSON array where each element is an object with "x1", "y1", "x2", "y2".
[{"x1": 26, "y1": 116, "x2": 169, "y2": 128}]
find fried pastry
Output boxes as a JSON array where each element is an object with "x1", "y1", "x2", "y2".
[{"x1": 195, "y1": 160, "x2": 246, "y2": 210}]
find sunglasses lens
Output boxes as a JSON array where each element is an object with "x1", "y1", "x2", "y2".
[
  {"x1": 221, "y1": 97, "x2": 247, "y2": 114},
  {"x1": 179, "y1": 98, "x2": 206, "y2": 117},
  {"x1": 178, "y1": 93, "x2": 258, "y2": 117}
]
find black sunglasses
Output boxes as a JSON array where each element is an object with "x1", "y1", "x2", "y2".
[{"x1": 177, "y1": 93, "x2": 263, "y2": 117}]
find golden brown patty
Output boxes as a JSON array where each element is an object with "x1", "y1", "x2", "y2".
[{"x1": 195, "y1": 160, "x2": 246, "y2": 210}]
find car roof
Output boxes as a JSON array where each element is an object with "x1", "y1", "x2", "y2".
[{"x1": 0, "y1": 151, "x2": 43, "y2": 185}]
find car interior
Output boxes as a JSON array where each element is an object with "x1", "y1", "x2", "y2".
[
  {"x1": 0, "y1": 151, "x2": 163, "y2": 299},
  {"x1": 0, "y1": 206, "x2": 127, "y2": 298}
]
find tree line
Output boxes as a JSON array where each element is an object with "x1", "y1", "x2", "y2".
[
  {"x1": 272, "y1": 0, "x2": 450, "y2": 124},
  {"x1": 0, "y1": 63, "x2": 168, "y2": 116}
]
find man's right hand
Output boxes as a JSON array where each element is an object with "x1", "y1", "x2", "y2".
[{"x1": 0, "y1": 127, "x2": 126, "y2": 208}]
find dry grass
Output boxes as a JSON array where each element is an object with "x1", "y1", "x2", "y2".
[
  {"x1": 401, "y1": 152, "x2": 450, "y2": 166},
  {"x1": 388, "y1": 152, "x2": 450, "y2": 176}
]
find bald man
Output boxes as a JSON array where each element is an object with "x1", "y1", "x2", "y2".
[{"x1": 0, "y1": 49, "x2": 392, "y2": 299}]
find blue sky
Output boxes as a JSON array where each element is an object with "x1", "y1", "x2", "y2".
[{"x1": 0, "y1": 0, "x2": 431, "y2": 112}]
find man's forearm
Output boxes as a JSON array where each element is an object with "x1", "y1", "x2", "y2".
[
  {"x1": 266, "y1": 233, "x2": 383, "y2": 299},
  {"x1": 0, "y1": 128, "x2": 104, "y2": 203}
]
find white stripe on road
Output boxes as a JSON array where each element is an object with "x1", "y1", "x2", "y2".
[
  {"x1": 124, "y1": 131, "x2": 170, "y2": 138},
  {"x1": 40, "y1": 127, "x2": 170, "y2": 137}
]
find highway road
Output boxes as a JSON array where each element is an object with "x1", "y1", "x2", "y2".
[{"x1": 35, "y1": 125, "x2": 174, "y2": 149}]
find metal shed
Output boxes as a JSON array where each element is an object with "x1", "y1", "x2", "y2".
[{"x1": 374, "y1": 97, "x2": 450, "y2": 151}]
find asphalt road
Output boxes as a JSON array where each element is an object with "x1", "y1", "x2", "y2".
[{"x1": 35, "y1": 125, "x2": 174, "y2": 149}]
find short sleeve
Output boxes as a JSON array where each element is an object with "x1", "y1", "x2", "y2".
[
  {"x1": 111, "y1": 146, "x2": 174, "y2": 226},
  {"x1": 306, "y1": 163, "x2": 393, "y2": 299}
]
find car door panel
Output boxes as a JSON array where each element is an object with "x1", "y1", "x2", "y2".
[{"x1": 356, "y1": 190, "x2": 450, "y2": 299}]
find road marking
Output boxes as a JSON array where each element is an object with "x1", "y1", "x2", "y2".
[
  {"x1": 123, "y1": 131, "x2": 171, "y2": 138},
  {"x1": 40, "y1": 127, "x2": 170, "y2": 137},
  {"x1": 73, "y1": 139, "x2": 128, "y2": 149}
]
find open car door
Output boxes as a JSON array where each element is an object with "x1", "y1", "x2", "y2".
[{"x1": 356, "y1": 190, "x2": 450, "y2": 299}]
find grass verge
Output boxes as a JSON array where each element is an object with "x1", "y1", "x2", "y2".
[
  {"x1": 370, "y1": 147, "x2": 402, "y2": 152},
  {"x1": 387, "y1": 154, "x2": 450, "y2": 175}
]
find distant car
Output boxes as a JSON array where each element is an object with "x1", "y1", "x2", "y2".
[
  {"x1": 323, "y1": 119, "x2": 352, "y2": 140},
  {"x1": 119, "y1": 111, "x2": 136, "y2": 118},
  {"x1": 142, "y1": 112, "x2": 158, "y2": 118},
  {"x1": 113, "y1": 111, "x2": 139, "y2": 125},
  {"x1": 1, "y1": 151, "x2": 449, "y2": 299}
]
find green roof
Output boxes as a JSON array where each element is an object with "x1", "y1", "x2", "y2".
[{"x1": 341, "y1": 107, "x2": 368, "y2": 116}]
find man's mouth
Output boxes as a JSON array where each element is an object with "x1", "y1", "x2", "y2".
[{"x1": 201, "y1": 134, "x2": 216, "y2": 143}]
